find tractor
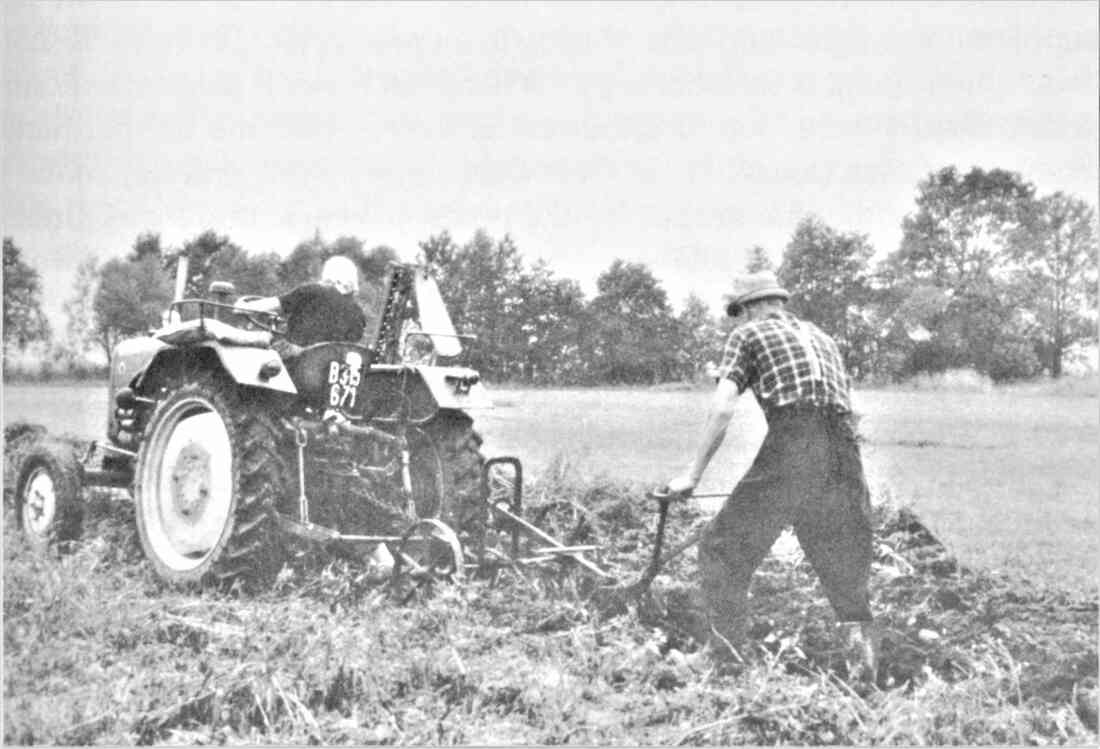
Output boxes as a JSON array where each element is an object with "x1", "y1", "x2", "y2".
[{"x1": 10, "y1": 256, "x2": 520, "y2": 590}]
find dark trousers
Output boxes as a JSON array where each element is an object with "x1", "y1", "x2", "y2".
[{"x1": 699, "y1": 405, "x2": 873, "y2": 643}]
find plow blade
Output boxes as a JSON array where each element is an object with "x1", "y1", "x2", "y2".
[
  {"x1": 489, "y1": 502, "x2": 614, "y2": 580},
  {"x1": 480, "y1": 455, "x2": 614, "y2": 579}
]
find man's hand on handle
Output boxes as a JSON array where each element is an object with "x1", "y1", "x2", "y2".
[{"x1": 667, "y1": 377, "x2": 740, "y2": 505}]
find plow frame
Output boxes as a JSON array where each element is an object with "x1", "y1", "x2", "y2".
[{"x1": 479, "y1": 456, "x2": 614, "y2": 580}]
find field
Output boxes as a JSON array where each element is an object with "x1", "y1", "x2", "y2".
[
  {"x1": 3, "y1": 381, "x2": 1098, "y2": 744},
  {"x1": 5, "y1": 381, "x2": 1097, "y2": 591}
]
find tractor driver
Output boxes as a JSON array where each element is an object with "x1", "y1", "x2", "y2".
[
  {"x1": 236, "y1": 255, "x2": 367, "y2": 360},
  {"x1": 664, "y1": 271, "x2": 879, "y2": 678}
]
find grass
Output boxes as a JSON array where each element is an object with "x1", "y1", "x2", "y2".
[
  {"x1": 878, "y1": 369, "x2": 1098, "y2": 398},
  {"x1": 3, "y1": 466, "x2": 1097, "y2": 745}
]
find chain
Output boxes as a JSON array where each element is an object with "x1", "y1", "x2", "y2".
[{"x1": 306, "y1": 449, "x2": 416, "y2": 536}]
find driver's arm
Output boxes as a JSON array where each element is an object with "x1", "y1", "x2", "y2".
[{"x1": 236, "y1": 295, "x2": 282, "y2": 314}]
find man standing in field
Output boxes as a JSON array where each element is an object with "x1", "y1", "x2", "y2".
[{"x1": 665, "y1": 271, "x2": 878, "y2": 675}]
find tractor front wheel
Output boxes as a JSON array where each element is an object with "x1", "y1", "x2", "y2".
[
  {"x1": 14, "y1": 439, "x2": 84, "y2": 549},
  {"x1": 134, "y1": 378, "x2": 287, "y2": 590}
]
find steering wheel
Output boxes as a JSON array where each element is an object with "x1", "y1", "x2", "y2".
[{"x1": 234, "y1": 296, "x2": 285, "y2": 334}]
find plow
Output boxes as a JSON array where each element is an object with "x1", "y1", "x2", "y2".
[
  {"x1": 328, "y1": 479, "x2": 730, "y2": 603},
  {"x1": 612, "y1": 489, "x2": 729, "y2": 597},
  {"x1": 298, "y1": 454, "x2": 624, "y2": 599}
]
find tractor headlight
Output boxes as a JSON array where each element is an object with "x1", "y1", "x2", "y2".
[{"x1": 445, "y1": 374, "x2": 479, "y2": 395}]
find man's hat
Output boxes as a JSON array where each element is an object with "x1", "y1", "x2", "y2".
[{"x1": 723, "y1": 271, "x2": 789, "y2": 316}]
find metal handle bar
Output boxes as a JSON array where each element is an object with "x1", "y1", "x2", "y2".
[
  {"x1": 648, "y1": 488, "x2": 727, "y2": 501},
  {"x1": 404, "y1": 330, "x2": 479, "y2": 342},
  {"x1": 169, "y1": 298, "x2": 284, "y2": 333},
  {"x1": 170, "y1": 297, "x2": 278, "y2": 318}
]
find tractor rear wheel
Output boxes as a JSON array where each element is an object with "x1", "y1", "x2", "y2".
[
  {"x1": 14, "y1": 439, "x2": 84, "y2": 549},
  {"x1": 405, "y1": 425, "x2": 446, "y2": 520},
  {"x1": 134, "y1": 377, "x2": 287, "y2": 590},
  {"x1": 423, "y1": 411, "x2": 485, "y2": 539}
]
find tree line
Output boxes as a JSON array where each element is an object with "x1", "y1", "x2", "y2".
[{"x1": 4, "y1": 165, "x2": 1096, "y2": 384}]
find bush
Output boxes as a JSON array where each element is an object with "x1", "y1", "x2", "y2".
[{"x1": 987, "y1": 338, "x2": 1043, "y2": 382}]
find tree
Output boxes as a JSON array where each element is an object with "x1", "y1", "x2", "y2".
[
  {"x1": 210, "y1": 246, "x2": 283, "y2": 297},
  {"x1": 880, "y1": 166, "x2": 1041, "y2": 379},
  {"x1": 3, "y1": 238, "x2": 51, "y2": 352},
  {"x1": 677, "y1": 293, "x2": 723, "y2": 381},
  {"x1": 418, "y1": 231, "x2": 460, "y2": 280},
  {"x1": 129, "y1": 231, "x2": 164, "y2": 262},
  {"x1": 166, "y1": 230, "x2": 280, "y2": 299},
  {"x1": 420, "y1": 231, "x2": 602, "y2": 384},
  {"x1": 893, "y1": 166, "x2": 1035, "y2": 290},
  {"x1": 778, "y1": 217, "x2": 877, "y2": 377},
  {"x1": 419, "y1": 229, "x2": 527, "y2": 381},
  {"x1": 64, "y1": 256, "x2": 103, "y2": 359},
  {"x1": 589, "y1": 260, "x2": 678, "y2": 384},
  {"x1": 280, "y1": 231, "x2": 326, "y2": 290},
  {"x1": 511, "y1": 261, "x2": 591, "y2": 384},
  {"x1": 939, "y1": 276, "x2": 1041, "y2": 380},
  {"x1": 93, "y1": 255, "x2": 173, "y2": 359},
  {"x1": 1010, "y1": 192, "x2": 1098, "y2": 377},
  {"x1": 745, "y1": 245, "x2": 775, "y2": 273}
]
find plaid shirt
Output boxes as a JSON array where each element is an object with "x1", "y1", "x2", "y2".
[{"x1": 718, "y1": 309, "x2": 851, "y2": 413}]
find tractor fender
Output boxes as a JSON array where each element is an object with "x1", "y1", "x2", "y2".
[
  {"x1": 415, "y1": 366, "x2": 493, "y2": 411},
  {"x1": 358, "y1": 365, "x2": 492, "y2": 423},
  {"x1": 109, "y1": 336, "x2": 170, "y2": 441},
  {"x1": 206, "y1": 342, "x2": 298, "y2": 392},
  {"x1": 138, "y1": 342, "x2": 297, "y2": 395},
  {"x1": 111, "y1": 336, "x2": 169, "y2": 392}
]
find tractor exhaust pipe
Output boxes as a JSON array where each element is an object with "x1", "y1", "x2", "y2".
[
  {"x1": 173, "y1": 252, "x2": 190, "y2": 302},
  {"x1": 161, "y1": 252, "x2": 191, "y2": 327}
]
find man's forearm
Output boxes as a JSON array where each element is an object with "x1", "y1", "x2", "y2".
[
  {"x1": 688, "y1": 410, "x2": 734, "y2": 483},
  {"x1": 666, "y1": 378, "x2": 740, "y2": 494},
  {"x1": 686, "y1": 378, "x2": 740, "y2": 484}
]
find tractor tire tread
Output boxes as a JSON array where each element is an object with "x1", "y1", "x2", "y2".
[
  {"x1": 135, "y1": 375, "x2": 288, "y2": 591},
  {"x1": 424, "y1": 411, "x2": 485, "y2": 536}
]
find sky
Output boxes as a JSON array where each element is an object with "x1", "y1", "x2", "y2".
[{"x1": 3, "y1": 1, "x2": 1098, "y2": 329}]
